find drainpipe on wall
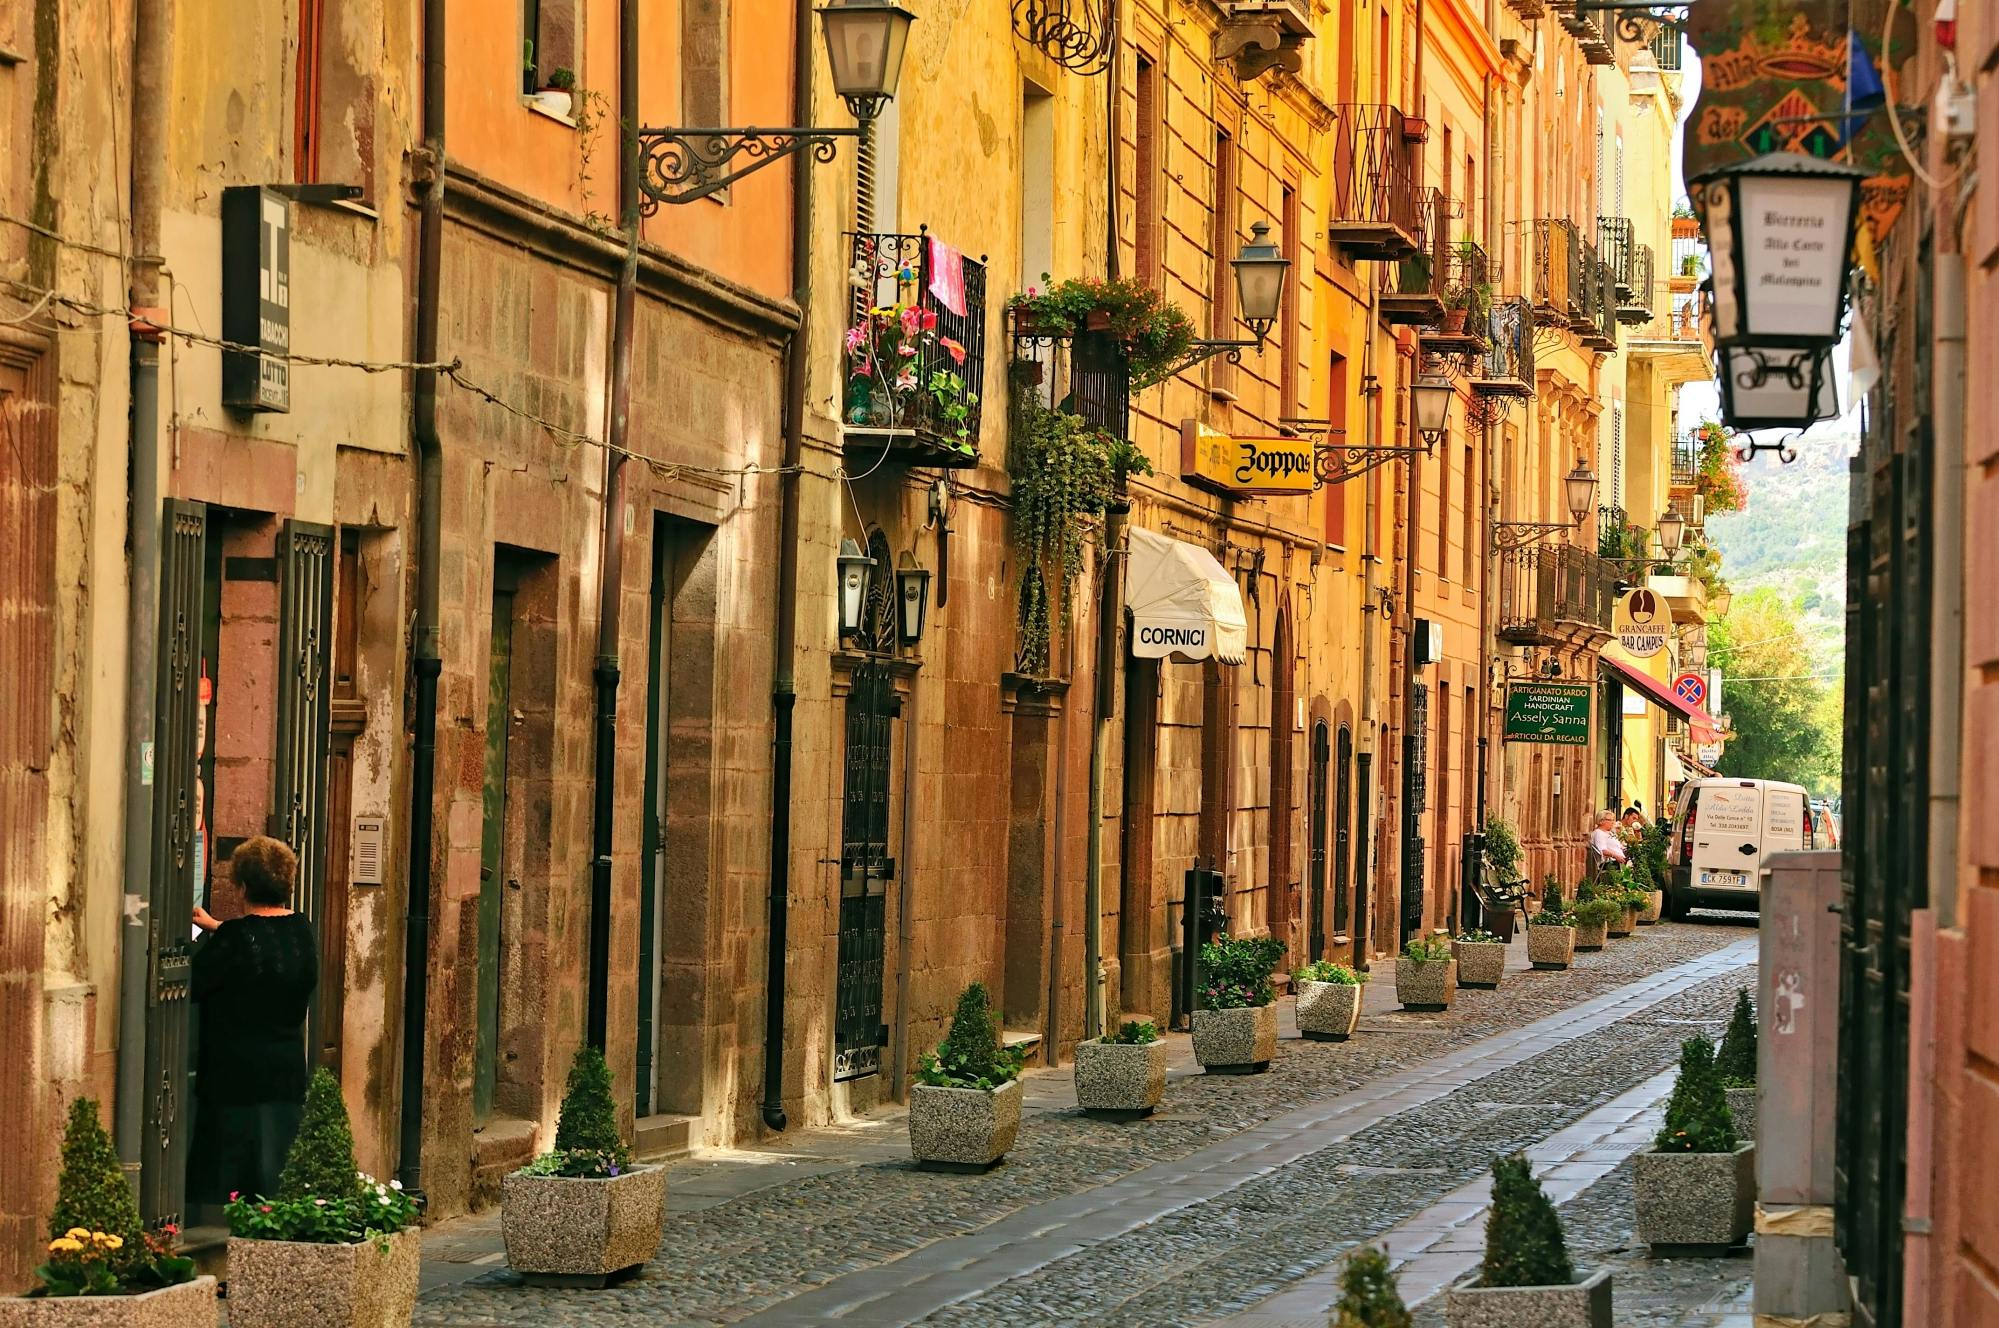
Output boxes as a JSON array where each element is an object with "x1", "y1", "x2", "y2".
[
  {"x1": 586, "y1": 0, "x2": 641, "y2": 1051},
  {"x1": 396, "y1": 0, "x2": 446, "y2": 1194},
  {"x1": 116, "y1": 0, "x2": 168, "y2": 1177},
  {"x1": 1082, "y1": 516, "x2": 1126, "y2": 1041},
  {"x1": 761, "y1": 0, "x2": 816, "y2": 1133},
  {"x1": 1398, "y1": 365, "x2": 1424, "y2": 943},
  {"x1": 1355, "y1": 290, "x2": 1383, "y2": 970}
]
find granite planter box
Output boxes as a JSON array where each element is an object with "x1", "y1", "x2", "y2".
[
  {"x1": 1191, "y1": 1004, "x2": 1279, "y2": 1073},
  {"x1": 1395, "y1": 957, "x2": 1457, "y2": 1011},
  {"x1": 1526, "y1": 923, "x2": 1576, "y2": 970},
  {"x1": 1607, "y1": 905, "x2": 1637, "y2": 937},
  {"x1": 1572, "y1": 918, "x2": 1609, "y2": 951},
  {"x1": 1074, "y1": 1039, "x2": 1167, "y2": 1118},
  {"x1": 1633, "y1": 1143, "x2": 1756, "y2": 1254},
  {"x1": 1453, "y1": 940, "x2": 1507, "y2": 990},
  {"x1": 1445, "y1": 1267, "x2": 1612, "y2": 1328},
  {"x1": 1295, "y1": 979, "x2": 1363, "y2": 1040},
  {"x1": 1638, "y1": 889, "x2": 1664, "y2": 924},
  {"x1": 0, "y1": 1277, "x2": 218, "y2": 1328},
  {"x1": 502, "y1": 1164, "x2": 668, "y2": 1285},
  {"x1": 909, "y1": 1079, "x2": 1022, "y2": 1171},
  {"x1": 1726, "y1": 1086, "x2": 1758, "y2": 1143},
  {"x1": 225, "y1": 1229, "x2": 420, "y2": 1328}
]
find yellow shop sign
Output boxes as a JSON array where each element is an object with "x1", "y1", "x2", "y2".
[{"x1": 1179, "y1": 421, "x2": 1318, "y2": 496}]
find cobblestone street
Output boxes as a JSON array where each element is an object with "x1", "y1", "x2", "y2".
[{"x1": 412, "y1": 920, "x2": 1758, "y2": 1327}]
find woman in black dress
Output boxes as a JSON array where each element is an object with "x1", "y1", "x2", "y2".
[{"x1": 185, "y1": 835, "x2": 319, "y2": 1207}]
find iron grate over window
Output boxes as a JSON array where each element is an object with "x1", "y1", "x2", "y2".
[{"x1": 1011, "y1": 0, "x2": 1116, "y2": 75}]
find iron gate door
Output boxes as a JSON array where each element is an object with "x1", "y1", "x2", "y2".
[
  {"x1": 1402, "y1": 683, "x2": 1429, "y2": 942},
  {"x1": 835, "y1": 660, "x2": 898, "y2": 1081},
  {"x1": 273, "y1": 520, "x2": 335, "y2": 1053},
  {"x1": 141, "y1": 499, "x2": 207, "y2": 1227},
  {"x1": 1335, "y1": 726, "x2": 1354, "y2": 937},
  {"x1": 1307, "y1": 721, "x2": 1329, "y2": 960}
]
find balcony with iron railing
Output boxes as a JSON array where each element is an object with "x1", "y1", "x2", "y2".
[
  {"x1": 1670, "y1": 434, "x2": 1702, "y2": 489},
  {"x1": 1551, "y1": 0, "x2": 1614, "y2": 63},
  {"x1": 1531, "y1": 219, "x2": 1577, "y2": 328},
  {"x1": 1472, "y1": 297, "x2": 1536, "y2": 397},
  {"x1": 1600, "y1": 217, "x2": 1636, "y2": 299},
  {"x1": 1649, "y1": 25, "x2": 1684, "y2": 70},
  {"x1": 1328, "y1": 104, "x2": 1423, "y2": 259},
  {"x1": 1009, "y1": 311, "x2": 1131, "y2": 446},
  {"x1": 1670, "y1": 220, "x2": 1706, "y2": 290},
  {"x1": 1382, "y1": 188, "x2": 1449, "y2": 326},
  {"x1": 843, "y1": 229, "x2": 989, "y2": 468},
  {"x1": 1498, "y1": 543, "x2": 1617, "y2": 645},
  {"x1": 1617, "y1": 243, "x2": 1655, "y2": 325}
]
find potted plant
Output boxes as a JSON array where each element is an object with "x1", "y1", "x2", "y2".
[
  {"x1": 1074, "y1": 1019, "x2": 1166, "y2": 1119},
  {"x1": 502, "y1": 1045, "x2": 667, "y2": 1285},
  {"x1": 1004, "y1": 276, "x2": 1198, "y2": 389},
  {"x1": 1293, "y1": 960, "x2": 1368, "y2": 1041},
  {"x1": 910, "y1": 983, "x2": 1027, "y2": 1169},
  {"x1": 2, "y1": 1099, "x2": 210, "y2": 1327},
  {"x1": 1717, "y1": 988, "x2": 1758, "y2": 1141},
  {"x1": 1453, "y1": 928, "x2": 1507, "y2": 990},
  {"x1": 845, "y1": 298, "x2": 978, "y2": 452},
  {"x1": 1634, "y1": 1035, "x2": 1755, "y2": 1254},
  {"x1": 1679, "y1": 252, "x2": 1703, "y2": 276},
  {"x1": 1568, "y1": 881, "x2": 1619, "y2": 952},
  {"x1": 1446, "y1": 1154, "x2": 1611, "y2": 1327},
  {"x1": 1633, "y1": 821, "x2": 1668, "y2": 923},
  {"x1": 1593, "y1": 865, "x2": 1637, "y2": 936},
  {"x1": 1394, "y1": 935, "x2": 1457, "y2": 1012},
  {"x1": 1333, "y1": 1245, "x2": 1412, "y2": 1328},
  {"x1": 1526, "y1": 885, "x2": 1577, "y2": 971},
  {"x1": 1483, "y1": 819, "x2": 1526, "y2": 916},
  {"x1": 1192, "y1": 934, "x2": 1286, "y2": 1073},
  {"x1": 532, "y1": 66, "x2": 576, "y2": 117},
  {"x1": 224, "y1": 1070, "x2": 420, "y2": 1328}
]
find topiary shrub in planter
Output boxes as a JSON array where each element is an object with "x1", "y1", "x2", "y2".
[
  {"x1": 225, "y1": 1069, "x2": 421, "y2": 1328},
  {"x1": 0, "y1": 1098, "x2": 213, "y2": 1328},
  {"x1": 502, "y1": 1046, "x2": 666, "y2": 1286},
  {"x1": 1192, "y1": 935, "x2": 1285, "y2": 1073},
  {"x1": 1596, "y1": 867, "x2": 1639, "y2": 936},
  {"x1": 1074, "y1": 1020, "x2": 1166, "y2": 1119},
  {"x1": 1333, "y1": 1245, "x2": 1412, "y2": 1328},
  {"x1": 1525, "y1": 895, "x2": 1577, "y2": 971},
  {"x1": 1395, "y1": 936, "x2": 1457, "y2": 1011},
  {"x1": 1293, "y1": 960, "x2": 1367, "y2": 1041},
  {"x1": 1635, "y1": 1035, "x2": 1753, "y2": 1256},
  {"x1": 1452, "y1": 929, "x2": 1507, "y2": 990},
  {"x1": 1445, "y1": 1153, "x2": 1610, "y2": 1328},
  {"x1": 1717, "y1": 988, "x2": 1759, "y2": 1143},
  {"x1": 910, "y1": 984, "x2": 1028, "y2": 1169},
  {"x1": 1569, "y1": 880, "x2": 1618, "y2": 952},
  {"x1": 1635, "y1": 822, "x2": 1668, "y2": 923}
]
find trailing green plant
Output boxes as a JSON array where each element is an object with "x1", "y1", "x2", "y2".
[
  {"x1": 1402, "y1": 936, "x2": 1453, "y2": 966},
  {"x1": 228, "y1": 1068, "x2": 420, "y2": 1245},
  {"x1": 1199, "y1": 934, "x2": 1287, "y2": 1009},
  {"x1": 32, "y1": 1098, "x2": 198, "y2": 1296},
  {"x1": 1694, "y1": 420, "x2": 1747, "y2": 513},
  {"x1": 1332, "y1": 1244, "x2": 1413, "y2": 1328},
  {"x1": 1480, "y1": 1153, "x2": 1576, "y2": 1288},
  {"x1": 1655, "y1": 1034, "x2": 1738, "y2": 1153},
  {"x1": 1455, "y1": 928, "x2": 1500, "y2": 945},
  {"x1": 1294, "y1": 959, "x2": 1366, "y2": 985},
  {"x1": 1008, "y1": 394, "x2": 1151, "y2": 674},
  {"x1": 918, "y1": 983, "x2": 1027, "y2": 1089},
  {"x1": 1107, "y1": 1019, "x2": 1160, "y2": 1045},
  {"x1": 1482, "y1": 819, "x2": 1523, "y2": 885},
  {"x1": 1717, "y1": 988, "x2": 1758, "y2": 1087},
  {"x1": 1006, "y1": 276, "x2": 1198, "y2": 389}
]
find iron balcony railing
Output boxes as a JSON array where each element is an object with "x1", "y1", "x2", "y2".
[
  {"x1": 1593, "y1": 252, "x2": 1620, "y2": 349},
  {"x1": 1600, "y1": 217, "x2": 1636, "y2": 298},
  {"x1": 1477, "y1": 297, "x2": 1536, "y2": 393},
  {"x1": 1010, "y1": 313, "x2": 1131, "y2": 445},
  {"x1": 1670, "y1": 223, "x2": 1706, "y2": 285},
  {"x1": 1394, "y1": 187, "x2": 1447, "y2": 296},
  {"x1": 1597, "y1": 505, "x2": 1626, "y2": 558},
  {"x1": 844, "y1": 229, "x2": 988, "y2": 460},
  {"x1": 1618, "y1": 243, "x2": 1655, "y2": 324},
  {"x1": 1532, "y1": 219, "x2": 1576, "y2": 326},
  {"x1": 1635, "y1": 290, "x2": 1702, "y2": 344},
  {"x1": 1498, "y1": 544, "x2": 1617, "y2": 644},
  {"x1": 1328, "y1": 104, "x2": 1422, "y2": 256},
  {"x1": 1650, "y1": 25, "x2": 1684, "y2": 70},
  {"x1": 1571, "y1": 234, "x2": 1602, "y2": 333},
  {"x1": 1671, "y1": 434, "x2": 1702, "y2": 488}
]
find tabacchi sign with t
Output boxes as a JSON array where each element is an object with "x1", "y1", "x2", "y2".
[{"x1": 1180, "y1": 421, "x2": 1317, "y2": 496}]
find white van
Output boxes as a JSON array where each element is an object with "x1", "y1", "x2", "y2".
[{"x1": 1664, "y1": 778, "x2": 1820, "y2": 919}]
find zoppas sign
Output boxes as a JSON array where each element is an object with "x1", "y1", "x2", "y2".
[{"x1": 1180, "y1": 420, "x2": 1317, "y2": 496}]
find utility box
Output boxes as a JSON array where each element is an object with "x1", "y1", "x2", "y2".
[{"x1": 1754, "y1": 849, "x2": 1850, "y2": 1323}]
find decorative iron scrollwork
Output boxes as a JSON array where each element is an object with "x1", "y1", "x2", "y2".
[
  {"x1": 1012, "y1": 0, "x2": 1117, "y2": 76},
  {"x1": 1282, "y1": 421, "x2": 1430, "y2": 488},
  {"x1": 637, "y1": 126, "x2": 862, "y2": 209}
]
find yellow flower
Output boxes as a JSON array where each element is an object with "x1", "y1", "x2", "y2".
[
  {"x1": 64, "y1": 1228, "x2": 89, "y2": 1240},
  {"x1": 48, "y1": 1237, "x2": 83, "y2": 1253},
  {"x1": 97, "y1": 1234, "x2": 123, "y2": 1251}
]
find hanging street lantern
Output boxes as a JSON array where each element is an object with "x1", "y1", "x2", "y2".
[
  {"x1": 1232, "y1": 220, "x2": 1291, "y2": 341},
  {"x1": 1691, "y1": 152, "x2": 1868, "y2": 351},
  {"x1": 1657, "y1": 507, "x2": 1686, "y2": 556},
  {"x1": 1563, "y1": 458, "x2": 1599, "y2": 526},
  {"x1": 837, "y1": 537, "x2": 875, "y2": 638},
  {"x1": 1716, "y1": 344, "x2": 1839, "y2": 432},
  {"x1": 817, "y1": 1, "x2": 918, "y2": 122},
  {"x1": 896, "y1": 556, "x2": 932, "y2": 647},
  {"x1": 1411, "y1": 375, "x2": 1454, "y2": 445}
]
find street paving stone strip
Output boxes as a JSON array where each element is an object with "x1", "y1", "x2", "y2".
[{"x1": 412, "y1": 922, "x2": 1754, "y2": 1328}]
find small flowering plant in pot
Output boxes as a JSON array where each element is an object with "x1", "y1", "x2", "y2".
[
  {"x1": 3, "y1": 1098, "x2": 212, "y2": 1328},
  {"x1": 1452, "y1": 929, "x2": 1508, "y2": 990},
  {"x1": 1293, "y1": 960, "x2": 1368, "y2": 1041},
  {"x1": 1005, "y1": 275, "x2": 1198, "y2": 389},
  {"x1": 225, "y1": 1069, "x2": 422, "y2": 1328},
  {"x1": 1717, "y1": 988, "x2": 1759, "y2": 1141},
  {"x1": 1525, "y1": 894, "x2": 1578, "y2": 971},
  {"x1": 1568, "y1": 881, "x2": 1619, "y2": 952},
  {"x1": 911, "y1": 983, "x2": 1028, "y2": 1169},
  {"x1": 1395, "y1": 935, "x2": 1457, "y2": 1012},
  {"x1": 843, "y1": 297, "x2": 978, "y2": 454},
  {"x1": 1075, "y1": 1019, "x2": 1167, "y2": 1119},
  {"x1": 1191, "y1": 934, "x2": 1286, "y2": 1073},
  {"x1": 502, "y1": 1046, "x2": 666, "y2": 1286},
  {"x1": 1446, "y1": 1153, "x2": 1611, "y2": 1327},
  {"x1": 1634, "y1": 1035, "x2": 1755, "y2": 1255}
]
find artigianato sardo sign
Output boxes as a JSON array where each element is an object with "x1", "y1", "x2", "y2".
[
  {"x1": 1503, "y1": 681, "x2": 1593, "y2": 746},
  {"x1": 1180, "y1": 420, "x2": 1317, "y2": 496}
]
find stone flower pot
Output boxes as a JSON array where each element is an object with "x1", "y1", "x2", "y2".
[
  {"x1": 1394, "y1": 957, "x2": 1457, "y2": 1012},
  {"x1": 1726, "y1": 1085, "x2": 1758, "y2": 1143},
  {"x1": 502, "y1": 1164, "x2": 668, "y2": 1286},
  {"x1": 1572, "y1": 918, "x2": 1609, "y2": 951},
  {"x1": 1607, "y1": 905, "x2": 1637, "y2": 937},
  {"x1": 1074, "y1": 1038, "x2": 1167, "y2": 1119},
  {"x1": 225, "y1": 1229, "x2": 419, "y2": 1328},
  {"x1": 1295, "y1": 979, "x2": 1363, "y2": 1041},
  {"x1": 1453, "y1": 940, "x2": 1507, "y2": 990},
  {"x1": 1638, "y1": 889, "x2": 1664, "y2": 924},
  {"x1": 1191, "y1": 1004, "x2": 1278, "y2": 1073},
  {"x1": 0, "y1": 1277, "x2": 219, "y2": 1328},
  {"x1": 1445, "y1": 1266, "x2": 1613, "y2": 1328},
  {"x1": 909, "y1": 1078, "x2": 1022, "y2": 1171},
  {"x1": 1526, "y1": 923, "x2": 1576, "y2": 970},
  {"x1": 1634, "y1": 1142, "x2": 1756, "y2": 1254}
]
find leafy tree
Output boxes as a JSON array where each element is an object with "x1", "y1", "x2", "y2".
[
  {"x1": 1655, "y1": 1035, "x2": 1737, "y2": 1153},
  {"x1": 554, "y1": 1044, "x2": 628, "y2": 1158},
  {"x1": 1481, "y1": 1153, "x2": 1575, "y2": 1288},
  {"x1": 1708, "y1": 591, "x2": 1840, "y2": 796},
  {"x1": 1717, "y1": 989, "x2": 1757, "y2": 1086},
  {"x1": 1333, "y1": 1245, "x2": 1413, "y2": 1328}
]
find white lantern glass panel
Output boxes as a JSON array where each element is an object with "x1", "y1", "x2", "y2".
[
  {"x1": 818, "y1": 3, "x2": 915, "y2": 108},
  {"x1": 1232, "y1": 221, "x2": 1290, "y2": 331},
  {"x1": 1412, "y1": 377, "x2": 1453, "y2": 438},
  {"x1": 1734, "y1": 171, "x2": 1856, "y2": 344},
  {"x1": 1563, "y1": 462, "x2": 1598, "y2": 524}
]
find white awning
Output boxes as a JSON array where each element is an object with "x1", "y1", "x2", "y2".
[
  {"x1": 1124, "y1": 527, "x2": 1248, "y2": 665},
  {"x1": 1663, "y1": 744, "x2": 1688, "y2": 787}
]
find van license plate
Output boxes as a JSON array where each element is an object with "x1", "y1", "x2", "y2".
[{"x1": 1701, "y1": 871, "x2": 1748, "y2": 888}]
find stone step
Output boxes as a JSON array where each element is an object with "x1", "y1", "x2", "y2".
[
  {"x1": 1002, "y1": 1029, "x2": 1043, "y2": 1066},
  {"x1": 633, "y1": 1113, "x2": 694, "y2": 1162}
]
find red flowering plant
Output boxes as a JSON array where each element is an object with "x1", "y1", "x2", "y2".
[
  {"x1": 1694, "y1": 420, "x2": 1747, "y2": 514},
  {"x1": 1005, "y1": 275, "x2": 1198, "y2": 390},
  {"x1": 843, "y1": 253, "x2": 978, "y2": 452}
]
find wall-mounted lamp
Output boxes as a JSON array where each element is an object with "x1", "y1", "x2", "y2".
[
  {"x1": 837, "y1": 536, "x2": 875, "y2": 638},
  {"x1": 896, "y1": 554, "x2": 931, "y2": 647},
  {"x1": 1411, "y1": 375, "x2": 1455, "y2": 446}
]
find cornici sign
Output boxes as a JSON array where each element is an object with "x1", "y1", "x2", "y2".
[
  {"x1": 1180, "y1": 420, "x2": 1317, "y2": 496},
  {"x1": 1136, "y1": 624, "x2": 1206, "y2": 651}
]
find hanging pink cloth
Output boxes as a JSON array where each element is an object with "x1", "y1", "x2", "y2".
[{"x1": 927, "y1": 234, "x2": 967, "y2": 317}]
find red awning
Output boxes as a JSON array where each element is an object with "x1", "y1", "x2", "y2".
[{"x1": 1600, "y1": 656, "x2": 1720, "y2": 744}]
